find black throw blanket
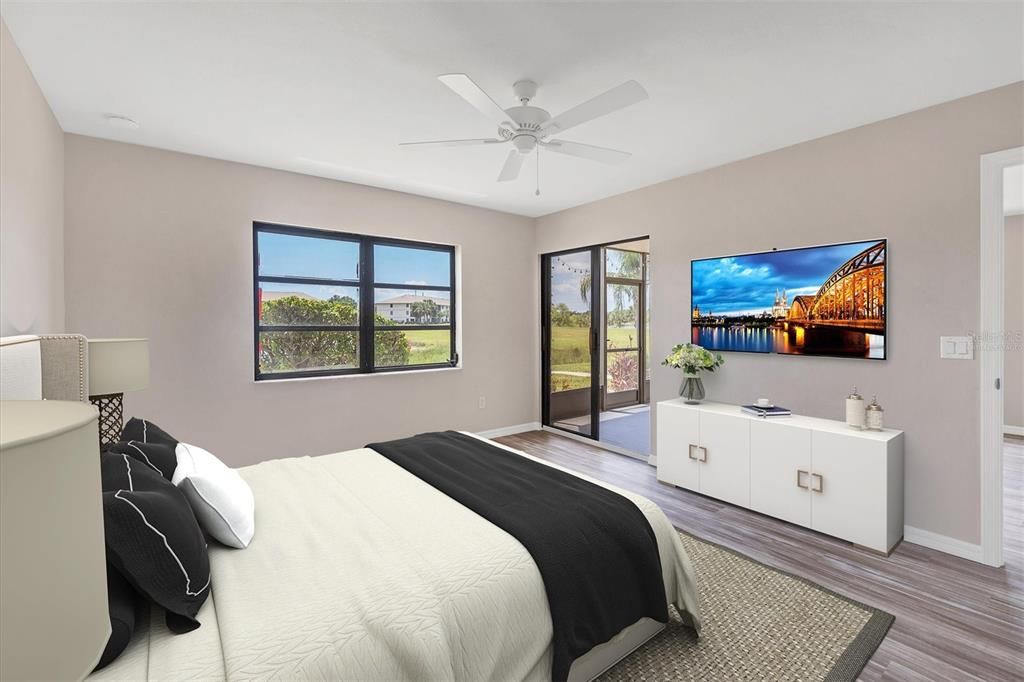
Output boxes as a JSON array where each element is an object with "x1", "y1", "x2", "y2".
[{"x1": 367, "y1": 431, "x2": 668, "y2": 681}]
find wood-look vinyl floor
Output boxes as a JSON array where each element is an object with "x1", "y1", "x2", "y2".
[{"x1": 494, "y1": 431, "x2": 1024, "y2": 682}]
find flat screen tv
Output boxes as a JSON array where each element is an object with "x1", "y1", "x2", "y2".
[{"x1": 691, "y1": 239, "x2": 886, "y2": 359}]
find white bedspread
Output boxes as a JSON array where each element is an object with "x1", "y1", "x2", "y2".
[{"x1": 90, "y1": 435, "x2": 701, "y2": 681}]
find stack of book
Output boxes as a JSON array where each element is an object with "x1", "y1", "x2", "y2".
[{"x1": 741, "y1": 404, "x2": 792, "y2": 418}]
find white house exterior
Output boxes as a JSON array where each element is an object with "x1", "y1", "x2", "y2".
[{"x1": 375, "y1": 294, "x2": 450, "y2": 324}]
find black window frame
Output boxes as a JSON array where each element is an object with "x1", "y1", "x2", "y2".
[{"x1": 253, "y1": 221, "x2": 457, "y2": 380}]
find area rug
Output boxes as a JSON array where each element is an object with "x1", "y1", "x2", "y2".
[{"x1": 600, "y1": 531, "x2": 894, "y2": 681}]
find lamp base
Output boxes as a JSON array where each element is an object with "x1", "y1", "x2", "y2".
[{"x1": 89, "y1": 393, "x2": 124, "y2": 450}]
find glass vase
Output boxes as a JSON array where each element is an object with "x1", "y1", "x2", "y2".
[{"x1": 679, "y1": 375, "x2": 705, "y2": 404}]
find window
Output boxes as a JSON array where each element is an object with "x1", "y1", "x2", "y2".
[{"x1": 254, "y1": 222, "x2": 456, "y2": 380}]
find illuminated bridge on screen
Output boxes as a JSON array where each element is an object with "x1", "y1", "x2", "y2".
[{"x1": 784, "y1": 241, "x2": 886, "y2": 334}]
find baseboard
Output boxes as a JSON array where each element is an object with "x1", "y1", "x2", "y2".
[
  {"x1": 903, "y1": 526, "x2": 985, "y2": 563},
  {"x1": 476, "y1": 422, "x2": 542, "y2": 439},
  {"x1": 1004, "y1": 424, "x2": 1024, "y2": 437}
]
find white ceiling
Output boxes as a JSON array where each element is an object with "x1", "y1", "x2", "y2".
[{"x1": 3, "y1": 2, "x2": 1021, "y2": 218}]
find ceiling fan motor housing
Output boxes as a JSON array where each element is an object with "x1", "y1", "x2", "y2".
[
  {"x1": 503, "y1": 78, "x2": 549, "y2": 154},
  {"x1": 502, "y1": 93, "x2": 550, "y2": 154}
]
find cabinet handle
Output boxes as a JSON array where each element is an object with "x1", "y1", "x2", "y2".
[
  {"x1": 797, "y1": 470, "x2": 809, "y2": 489},
  {"x1": 810, "y1": 473, "x2": 824, "y2": 493},
  {"x1": 687, "y1": 445, "x2": 708, "y2": 462}
]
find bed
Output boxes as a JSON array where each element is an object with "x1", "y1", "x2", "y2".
[{"x1": 1, "y1": 335, "x2": 701, "y2": 681}]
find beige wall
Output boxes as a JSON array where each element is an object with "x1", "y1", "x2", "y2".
[
  {"x1": 536, "y1": 83, "x2": 1024, "y2": 545},
  {"x1": 1007, "y1": 214, "x2": 1024, "y2": 431},
  {"x1": 0, "y1": 19, "x2": 64, "y2": 336},
  {"x1": 53, "y1": 77, "x2": 1023, "y2": 543},
  {"x1": 63, "y1": 135, "x2": 538, "y2": 467}
]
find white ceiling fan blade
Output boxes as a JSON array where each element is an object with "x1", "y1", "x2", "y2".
[
  {"x1": 541, "y1": 139, "x2": 631, "y2": 164},
  {"x1": 438, "y1": 74, "x2": 513, "y2": 131},
  {"x1": 540, "y1": 80, "x2": 648, "y2": 136},
  {"x1": 497, "y1": 150, "x2": 525, "y2": 182},
  {"x1": 399, "y1": 138, "x2": 505, "y2": 147}
]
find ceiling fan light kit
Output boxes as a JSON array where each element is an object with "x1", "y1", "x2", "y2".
[{"x1": 401, "y1": 74, "x2": 648, "y2": 191}]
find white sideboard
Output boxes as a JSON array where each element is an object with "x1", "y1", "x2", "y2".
[{"x1": 656, "y1": 399, "x2": 904, "y2": 554}]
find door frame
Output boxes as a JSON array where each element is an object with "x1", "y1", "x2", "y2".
[
  {"x1": 603, "y1": 247, "x2": 649, "y2": 410},
  {"x1": 979, "y1": 146, "x2": 1023, "y2": 568},
  {"x1": 541, "y1": 246, "x2": 602, "y2": 440},
  {"x1": 541, "y1": 236, "x2": 650, "y2": 442}
]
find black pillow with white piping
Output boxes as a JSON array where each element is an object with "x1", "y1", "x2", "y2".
[
  {"x1": 121, "y1": 417, "x2": 178, "y2": 449},
  {"x1": 105, "y1": 439, "x2": 178, "y2": 480},
  {"x1": 100, "y1": 451, "x2": 211, "y2": 633}
]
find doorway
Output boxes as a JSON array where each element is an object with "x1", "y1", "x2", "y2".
[
  {"x1": 600, "y1": 241, "x2": 651, "y2": 454},
  {"x1": 541, "y1": 237, "x2": 651, "y2": 457},
  {"x1": 980, "y1": 147, "x2": 1024, "y2": 568},
  {"x1": 542, "y1": 247, "x2": 599, "y2": 439},
  {"x1": 1001, "y1": 163, "x2": 1023, "y2": 573}
]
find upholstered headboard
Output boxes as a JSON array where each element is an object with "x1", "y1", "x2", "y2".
[{"x1": 0, "y1": 334, "x2": 89, "y2": 402}]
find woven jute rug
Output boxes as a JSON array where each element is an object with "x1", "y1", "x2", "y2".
[{"x1": 600, "y1": 531, "x2": 894, "y2": 682}]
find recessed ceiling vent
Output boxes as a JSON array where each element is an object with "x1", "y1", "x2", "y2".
[{"x1": 104, "y1": 114, "x2": 139, "y2": 130}]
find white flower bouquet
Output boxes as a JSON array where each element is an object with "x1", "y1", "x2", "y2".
[{"x1": 662, "y1": 343, "x2": 724, "y2": 377}]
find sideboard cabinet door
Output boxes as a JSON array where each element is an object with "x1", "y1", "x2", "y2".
[
  {"x1": 697, "y1": 411, "x2": 750, "y2": 507},
  {"x1": 750, "y1": 420, "x2": 812, "y2": 527},
  {"x1": 810, "y1": 431, "x2": 888, "y2": 551},
  {"x1": 656, "y1": 403, "x2": 700, "y2": 491}
]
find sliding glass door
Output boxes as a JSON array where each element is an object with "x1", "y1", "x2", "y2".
[
  {"x1": 604, "y1": 247, "x2": 647, "y2": 409},
  {"x1": 542, "y1": 239, "x2": 650, "y2": 447},
  {"x1": 542, "y1": 248, "x2": 600, "y2": 439},
  {"x1": 605, "y1": 280, "x2": 641, "y2": 409}
]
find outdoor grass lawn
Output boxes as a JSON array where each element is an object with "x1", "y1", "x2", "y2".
[
  {"x1": 393, "y1": 326, "x2": 639, "y2": 375},
  {"x1": 550, "y1": 326, "x2": 640, "y2": 391},
  {"x1": 401, "y1": 329, "x2": 451, "y2": 365},
  {"x1": 551, "y1": 326, "x2": 638, "y2": 360}
]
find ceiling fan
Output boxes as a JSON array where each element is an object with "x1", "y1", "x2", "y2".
[{"x1": 400, "y1": 74, "x2": 648, "y2": 190}]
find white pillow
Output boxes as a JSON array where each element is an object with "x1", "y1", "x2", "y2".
[{"x1": 173, "y1": 443, "x2": 255, "y2": 548}]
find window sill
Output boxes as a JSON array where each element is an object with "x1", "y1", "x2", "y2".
[{"x1": 253, "y1": 364, "x2": 463, "y2": 384}]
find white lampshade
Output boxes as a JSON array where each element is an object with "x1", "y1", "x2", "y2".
[
  {"x1": 1, "y1": 401, "x2": 110, "y2": 679},
  {"x1": 88, "y1": 338, "x2": 149, "y2": 396}
]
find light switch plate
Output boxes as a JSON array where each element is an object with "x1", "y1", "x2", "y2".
[{"x1": 940, "y1": 336, "x2": 974, "y2": 360}]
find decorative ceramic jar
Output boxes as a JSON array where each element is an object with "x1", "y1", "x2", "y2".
[
  {"x1": 845, "y1": 387, "x2": 865, "y2": 429},
  {"x1": 865, "y1": 396, "x2": 885, "y2": 431}
]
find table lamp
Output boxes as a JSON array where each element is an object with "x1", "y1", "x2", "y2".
[
  {"x1": 1, "y1": 401, "x2": 110, "y2": 679},
  {"x1": 88, "y1": 338, "x2": 149, "y2": 448}
]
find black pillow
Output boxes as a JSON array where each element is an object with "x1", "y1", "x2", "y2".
[
  {"x1": 94, "y1": 566, "x2": 142, "y2": 671},
  {"x1": 101, "y1": 451, "x2": 211, "y2": 633},
  {"x1": 105, "y1": 440, "x2": 178, "y2": 480},
  {"x1": 122, "y1": 418, "x2": 179, "y2": 448}
]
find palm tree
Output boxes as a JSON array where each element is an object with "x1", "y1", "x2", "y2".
[{"x1": 579, "y1": 250, "x2": 644, "y2": 309}]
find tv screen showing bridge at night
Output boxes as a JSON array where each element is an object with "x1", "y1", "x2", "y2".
[{"x1": 690, "y1": 239, "x2": 886, "y2": 359}]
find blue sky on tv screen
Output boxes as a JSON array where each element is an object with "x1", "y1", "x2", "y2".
[{"x1": 691, "y1": 240, "x2": 882, "y2": 317}]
